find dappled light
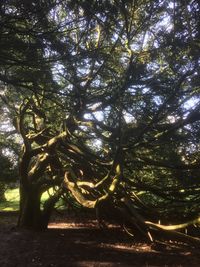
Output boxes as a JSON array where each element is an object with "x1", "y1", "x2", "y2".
[
  {"x1": 0, "y1": 0, "x2": 200, "y2": 265},
  {"x1": 0, "y1": 212, "x2": 199, "y2": 266}
]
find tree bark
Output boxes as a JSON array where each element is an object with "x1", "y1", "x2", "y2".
[
  {"x1": 0, "y1": 182, "x2": 6, "y2": 202},
  {"x1": 17, "y1": 185, "x2": 46, "y2": 230}
]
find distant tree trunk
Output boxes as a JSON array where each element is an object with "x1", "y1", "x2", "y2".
[{"x1": 0, "y1": 182, "x2": 6, "y2": 202}]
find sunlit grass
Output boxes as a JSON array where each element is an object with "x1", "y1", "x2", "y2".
[
  {"x1": 5, "y1": 188, "x2": 19, "y2": 201},
  {"x1": 0, "y1": 188, "x2": 66, "y2": 211},
  {"x1": 0, "y1": 188, "x2": 19, "y2": 211},
  {"x1": 40, "y1": 189, "x2": 66, "y2": 210}
]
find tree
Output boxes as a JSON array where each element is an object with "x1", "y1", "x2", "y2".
[
  {"x1": 0, "y1": 0, "x2": 200, "y2": 245},
  {"x1": 0, "y1": 96, "x2": 19, "y2": 201},
  {"x1": 0, "y1": 152, "x2": 18, "y2": 201}
]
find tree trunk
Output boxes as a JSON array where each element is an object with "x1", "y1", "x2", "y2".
[
  {"x1": 17, "y1": 185, "x2": 47, "y2": 231},
  {"x1": 0, "y1": 182, "x2": 6, "y2": 202}
]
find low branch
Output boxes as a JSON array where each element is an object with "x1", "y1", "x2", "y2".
[{"x1": 63, "y1": 167, "x2": 120, "y2": 209}]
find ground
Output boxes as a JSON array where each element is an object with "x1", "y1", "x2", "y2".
[{"x1": 0, "y1": 211, "x2": 200, "y2": 267}]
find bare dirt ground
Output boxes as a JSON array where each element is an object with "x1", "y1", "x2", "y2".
[{"x1": 0, "y1": 211, "x2": 200, "y2": 267}]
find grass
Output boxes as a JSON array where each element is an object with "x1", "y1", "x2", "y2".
[
  {"x1": 0, "y1": 188, "x2": 66, "y2": 211},
  {"x1": 0, "y1": 188, "x2": 19, "y2": 211}
]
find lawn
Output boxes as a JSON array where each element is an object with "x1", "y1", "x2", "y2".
[
  {"x1": 0, "y1": 188, "x2": 19, "y2": 211},
  {"x1": 0, "y1": 188, "x2": 65, "y2": 211}
]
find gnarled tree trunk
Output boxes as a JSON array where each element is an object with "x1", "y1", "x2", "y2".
[{"x1": 17, "y1": 185, "x2": 45, "y2": 230}]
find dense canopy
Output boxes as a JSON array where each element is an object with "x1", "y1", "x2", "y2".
[{"x1": 0, "y1": 0, "x2": 200, "y2": 245}]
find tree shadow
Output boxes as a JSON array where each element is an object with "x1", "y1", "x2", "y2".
[
  {"x1": 0, "y1": 214, "x2": 199, "y2": 266},
  {"x1": 25, "y1": 226, "x2": 198, "y2": 267}
]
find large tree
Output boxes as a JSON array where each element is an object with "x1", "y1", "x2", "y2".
[{"x1": 0, "y1": 0, "x2": 200, "y2": 244}]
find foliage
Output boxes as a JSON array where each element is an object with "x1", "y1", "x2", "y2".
[
  {"x1": 0, "y1": 188, "x2": 19, "y2": 211},
  {"x1": 0, "y1": 153, "x2": 17, "y2": 181},
  {"x1": 0, "y1": 151, "x2": 18, "y2": 201},
  {"x1": 0, "y1": 0, "x2": 200, "y2": 244},
  {"x1": 0, "y1": 121, "x2": 19, "y2": 200}
]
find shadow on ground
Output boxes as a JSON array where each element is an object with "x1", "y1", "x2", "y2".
[{"x1": 0, "y1": 212, "x2": 199, "y2": 267}]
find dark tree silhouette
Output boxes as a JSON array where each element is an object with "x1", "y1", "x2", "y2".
[{"x1": 0, "y1": 0, "x2": 200, "y2": 245}]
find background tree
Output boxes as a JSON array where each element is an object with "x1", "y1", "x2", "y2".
[{"x1": 0, "y1": 95, "x2": 19, "y2": 201}]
